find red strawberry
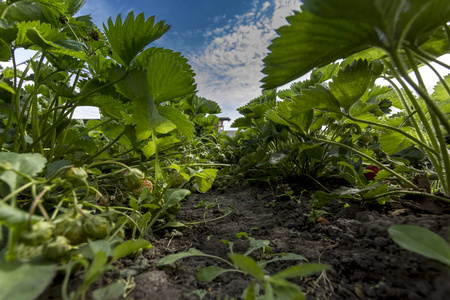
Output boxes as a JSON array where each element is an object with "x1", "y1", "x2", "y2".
[{"x1": 364, "y1": 165, "x2": 380, "y2": 180}]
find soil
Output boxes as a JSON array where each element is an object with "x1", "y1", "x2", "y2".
[{"x1": 40, "y1": 182, "x2": 450, "y2": 300}]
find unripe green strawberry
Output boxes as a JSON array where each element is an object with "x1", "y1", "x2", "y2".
[
  {"x1": 167, "y1": 203, "x2": 181, "y2": 215},
  {"x1": 15, "y1": 243, "x2": 43, "y2": 261},
  {"x1": 55, "y1": 215, "x2": 87, "y2": 245},
  {"x1": 65, "y1": 167, "x2": 88, "y2": 185},
  {"x1": 169, "y1": 172, "x2": 186, "y2": 188},
  {"x1": 124, "y1": 168, "x2": 145, "y2": 190},
  {"x1": 44, "y1": 236, "x2": 72, "y2": 260},
  {"x1": 83, "y1": 216, "x2": 108, "y2": 240},
  {"x1": 132, "y1": 179, "x2": 153, "y2": 197},
  {"x1": 20, "y1": 221, "x2": 54, "y2": 246}
]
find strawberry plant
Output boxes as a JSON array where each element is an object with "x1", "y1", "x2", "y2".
[
  {"x1": 0, "y1": 1, "x2": 220, "y2": 298},
  {"x1": 260, "y1": 0, "x2": 450, "y2": 202}
]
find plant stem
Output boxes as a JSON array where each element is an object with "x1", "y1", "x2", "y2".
[
  {"x1": 367, "y1": 189, "x2": 450, "y2": 204},
  {"x1": 390, "y1": 49, "x2": 450, "y2": 134}
]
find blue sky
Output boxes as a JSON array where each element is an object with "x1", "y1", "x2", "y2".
[{"x1": 76, "y1": 0, "x2": 303, "y2": 128}]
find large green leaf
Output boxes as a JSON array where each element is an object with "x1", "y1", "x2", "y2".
[
  {"x1": 0, "y1": 261, "x2": 56, "y2": 300},
  {"x1": 109, "y1": 66, "x2": 174, "y2": 139},
  {"x1": 0, "y1": 153, "x2": 46, "y2": 194},
  {"x1": 329, "y1": 59, "x2": 373, "y2": 111},
  {"x1": 103, "y1": 12, "x2": 170, "y2": 66},
  {"x1": 146, "y1": 51, "x2": 196, "y2": 104},
  {"x1": 262, "y1": 0, "x2": 450, "y2": 89},
  {"x1": 1, "y1": 1, "x2": 66, "y2": 25},
  {"x1": 261, "y1": 10, "x2": 375, "y2": 89},
  {"x1": 388, "y1": 225, "x2": 450, "y2": 266}
]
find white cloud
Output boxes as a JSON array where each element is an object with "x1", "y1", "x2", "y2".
[
  {"x1": 76, "y1": 0, "x2": 114, "y2": 27},
  {"x1": 188, "y1": 0, "x2": 302, "y2": 129}
]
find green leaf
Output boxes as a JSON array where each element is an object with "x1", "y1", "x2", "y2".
[
  {"x1": 65, "y1": 0, "x2": 87, "y2": 16},
  {"x1": 262, "y1": 10, "x2": 375, "y2": 89},
  {"x1": 2, "y1": 1, "x2": 66, "y2": 25},
  {"x1": 433, "y1": 74, "x2": 450, "y2": 103},
  {"x1": 379, "y1": 128, "x2": 416, "y2": 155},
  {"x1": 0, "y1": 38, "x2": 12, "y2": 61},
  {"x1": 158, "y1": 106, "x2": 194, "y2": 140},
  {"x1": 103, "y1": 12, "x2": 170, "y2": 66},
  {"x1": 270, "y1": 280, "x2": 305, "y2": 300},
  {"x1": 109, "y1": 66, "x2": 174, "y2": 139},
  {"x1": 262, "y1": 0, "x2": 450, "y2": 89},
  {"x1": 0, "y1": 202, "x2": 43, "y2": 226},
  {"x1": 0, "y1": 19, "x2": 18, "y2": 44},
  {"x1": 290, "y1": 85, "x2": 340, "y2": 113},
  {"x1": 0, "y1": 261, "x2": 56, "y2": 300},
  {"x1": 92, "y1": 282, "x2": 126, "y2": 300},
  {"x1": 163, "y1": 188, "x2": 190, "y2": 208},
  {"x1": 271, "y1": 263, "x2": 329, "y2": 280},
  {"x1": 111, "y1": 239, "x2": 151, "y2": 261},
  {"x1": 388, "y1": 225, "x2": 450, "y2": 266},
  {"x1": 196, "y1": 266, "x2": 231, "y2": 283},
  {"x1": 156, "y1": 248, "x2": 207, "y2": 267},
  {"x1": 228, "y1": 254, "x2": 264, "y2": 281},
  {"x1": 145, "y1": 50, "x2": 196, "y2": 104},
  {"x1": 0, "y1": 152, "x2": 46, "y2": 193},
  {"x1": 193, "y1": 169, "x2": 218, "y2": 193},
  {"x1": 329, "y1": 59, "x2": 373, "y2": 111},
  {"x1": 0, "y1": 80, "x2": 14, "y2": 93}
]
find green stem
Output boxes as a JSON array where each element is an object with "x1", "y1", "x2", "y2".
[
  {"x1": 367, "y1": 190, "x2": 450, "y2": 204},
  {"x1": 411, "y1": 46, "x2": 450, "y2": 71},
  {"x1": 390, "y1": 49, "x2": 450, "y2": 134},
  {"x1": 0, "y1": 1, "x2": 11, "y2": 18},
  {"x1": 311, "y1": 137, "x2": 419, "y2": 190},
  {"x1": 340, "y1": 112, "x2": 438, "y2": 156},
  {"x1": 383, "y1": 63, "x2": 446, "y2": 191}
]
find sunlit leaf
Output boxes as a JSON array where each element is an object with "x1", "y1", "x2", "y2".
[
  {"x1": 146, "y1": 50, "x2": 196, "y2": 104},
  {"x1": 103, "y1": 12, "x2": 170, "y2": 66},
  {"x1": 329, "y1": 59, "x2": 373, "y2": 111},
  {"x1": 193, "y1": 169, "x2": 218, "y2": 193}
]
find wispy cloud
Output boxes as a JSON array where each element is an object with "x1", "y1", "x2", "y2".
[{"x1": 187, "y1": 0, "x2": 302, "y2": 128}]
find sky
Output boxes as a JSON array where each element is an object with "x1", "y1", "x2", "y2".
[{"x1": 74, "y1": 0, "x2": 303, "y2": 129}]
